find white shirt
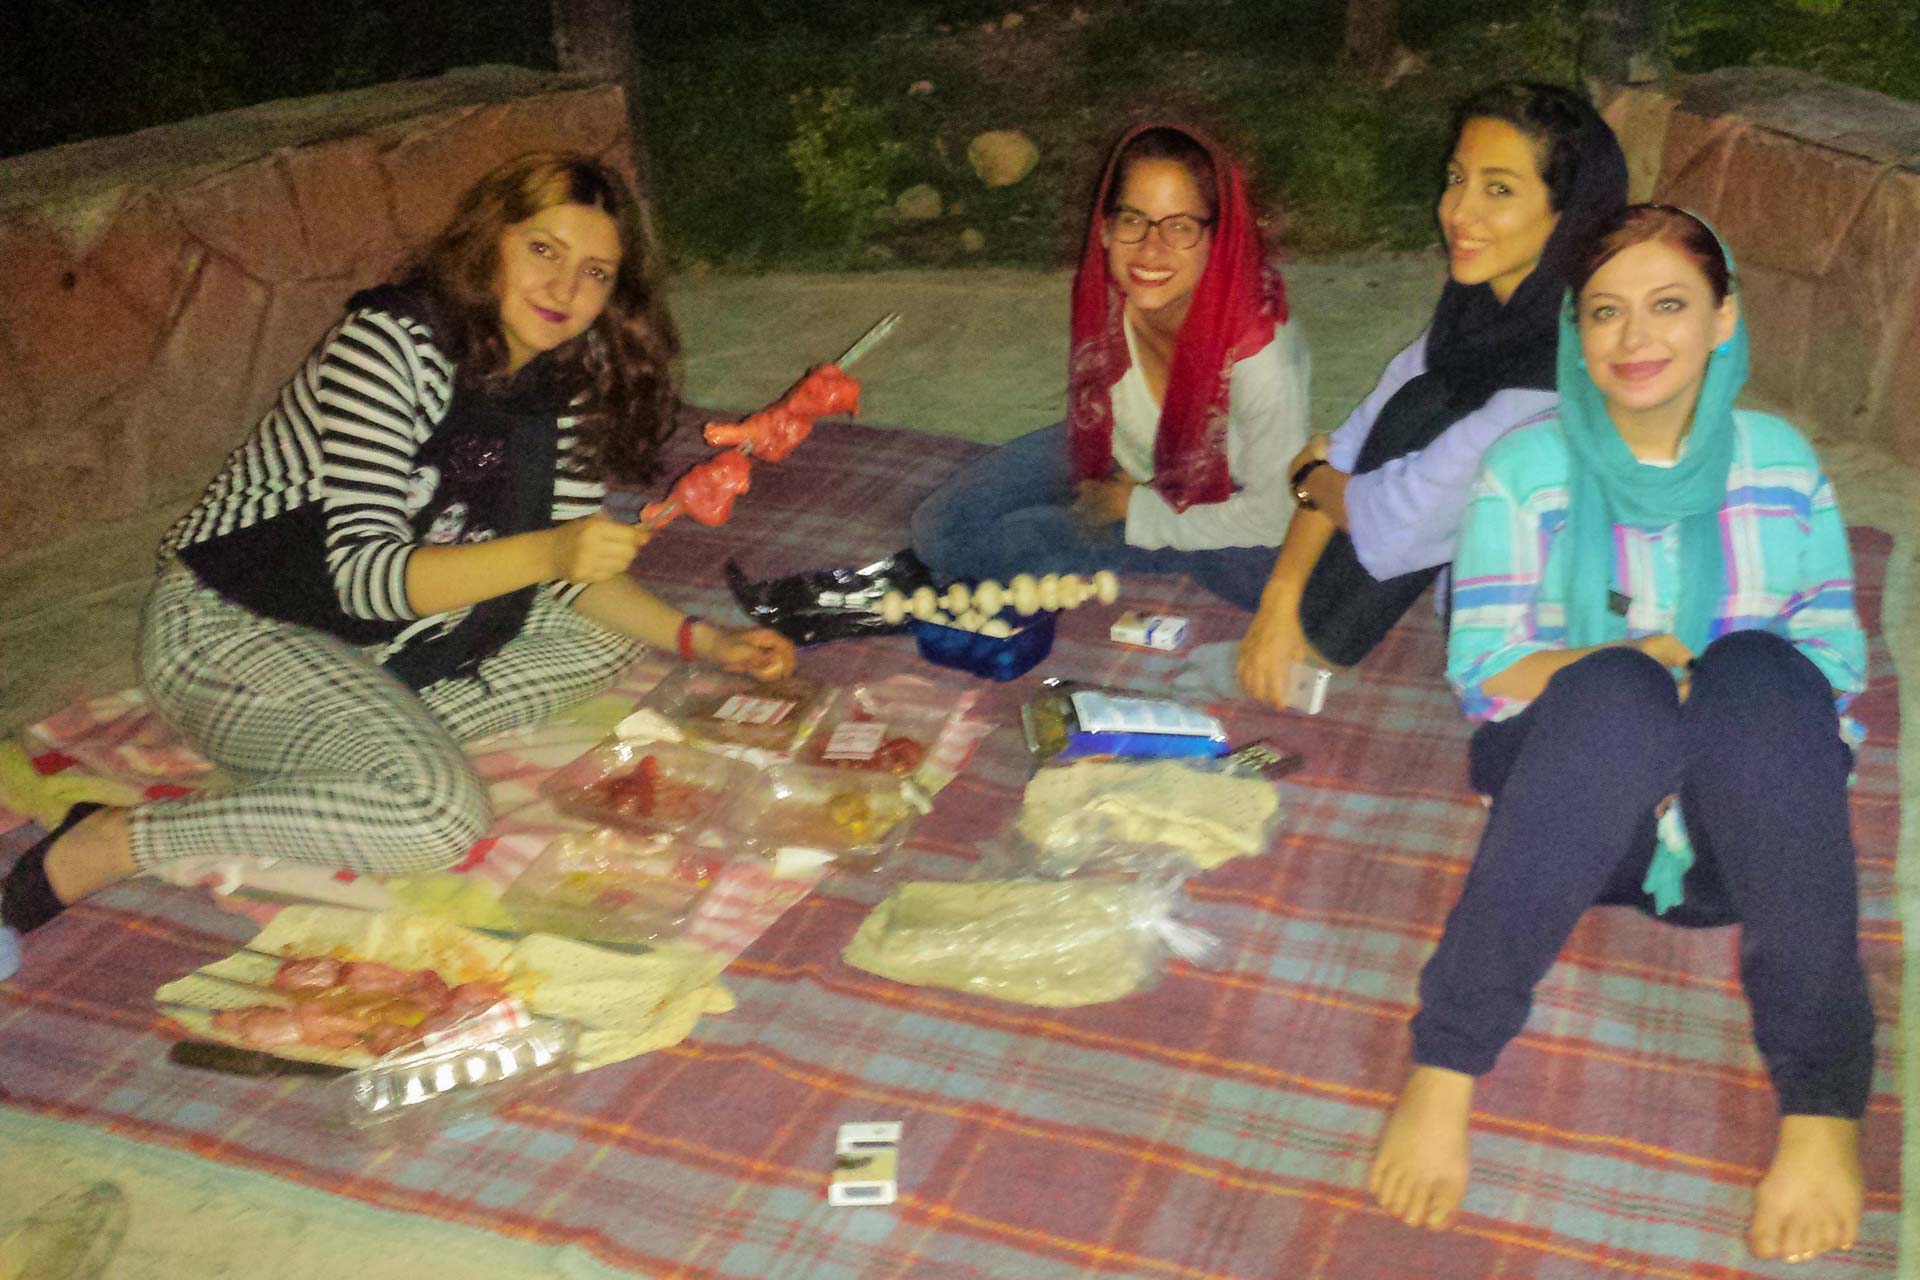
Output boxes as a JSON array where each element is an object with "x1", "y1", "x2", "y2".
[{"x1": 1111, "y1": 316, "x2": 1311, "y2": 551}]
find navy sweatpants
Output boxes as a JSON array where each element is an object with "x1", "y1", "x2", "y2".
[{"x1": 1412, "y1": 629, "x2": 1874, "y2": 1118}]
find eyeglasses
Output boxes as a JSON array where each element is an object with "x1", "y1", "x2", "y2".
[{"x1": 1107, "y1": 208, "x2": 1212, "y2": 251}]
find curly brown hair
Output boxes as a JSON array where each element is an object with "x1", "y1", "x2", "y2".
[{"x1": 398, "y1": 151, "x2": 681, "y2": 485}]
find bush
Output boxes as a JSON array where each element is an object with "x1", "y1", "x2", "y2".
[{"x1": 785, "y1": 87, "x2": 907, "y2": 250}]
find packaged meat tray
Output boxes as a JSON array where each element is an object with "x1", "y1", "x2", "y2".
[
  {"x1": 640, "y1": 666, "x2": 833, "y2": 755},
  {"x1": 542, "y1": 739, "x2": 753, "y2": 835},
  {"x1": 501, "y1": 831, "x2": 720, "y2": 946},
  {"x1": 715, "y1": 764, "x2": 918, "y2": 866}
]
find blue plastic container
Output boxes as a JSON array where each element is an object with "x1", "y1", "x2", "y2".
[{"x1": 912, "y1": 611, "x2": 1056, "y2": 681}]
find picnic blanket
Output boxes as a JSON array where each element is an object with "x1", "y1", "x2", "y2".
[{"x1": 0, "y1": 419, "x2": 1905, "y2": 1278}]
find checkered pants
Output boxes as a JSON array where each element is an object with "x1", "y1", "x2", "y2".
[{"x1": 130, "y1": 569, "x2": 642, "y2": 875}]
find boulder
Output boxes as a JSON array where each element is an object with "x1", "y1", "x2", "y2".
[
  {"x1": 895, "y1": 184, "x2": 943, "y2": 221},
  {"x1": 968, "y1": 130, "x2": 1039, "y2": 188}
]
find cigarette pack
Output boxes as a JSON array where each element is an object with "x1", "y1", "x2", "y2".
[
  {"x1": 830, "y1": 1121, "x2": 902, "y2": 1206},
  {"x1": 1109, "y1": 611, "x2": 1189, "y2": 651}
]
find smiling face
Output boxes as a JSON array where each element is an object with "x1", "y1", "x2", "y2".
[
  {"x1": 1437, "y1": 117, "x2": 1558, "y2": 303},
  {"x1": 1578, "y1": 237, "x2": 1738, "y2": 441},
  {"x1": 1103, "y1": 156, "x2": 1214, "y2": 333},
  {"x1": 493, "y1": 202, "x2": 622, "y2": 374}
]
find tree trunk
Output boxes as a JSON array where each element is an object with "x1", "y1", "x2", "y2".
[
  {"x1": 1341, "y1": 0, "x2": 1401, "y2": 76},
  {"x1": 1580, "y1": 0, "x2": 1671, "y2": 102},
  {"x1": 551, "y1": 0, "x2": 657, "y2": 236}
]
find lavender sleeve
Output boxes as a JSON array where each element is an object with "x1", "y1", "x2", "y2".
[{"x1": 1325, "y1": 334, "x2": 1429, "y2": 472}]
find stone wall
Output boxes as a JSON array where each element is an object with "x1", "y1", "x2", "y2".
[
  {"x1": 0, "y1": 66, "x2": 631, "y2": 587},
  {"x1": 1606, "y1": 67, "x2": 1920, "y2": 460}
]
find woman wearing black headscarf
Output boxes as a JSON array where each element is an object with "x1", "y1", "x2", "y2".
[{"x1": 1238, "y1": 82, "x2": 1627, "y2": 705}]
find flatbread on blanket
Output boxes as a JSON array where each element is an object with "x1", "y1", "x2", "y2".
[
  {"x1": 842, "y1": 879, "x2": 1160, "y2": 1007},
  {"x1": 1016, "y1": 760, "x2": 1279, "y2": 869}
]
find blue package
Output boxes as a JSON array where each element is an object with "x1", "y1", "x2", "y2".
[{"x1": 1021, "y1": 688, "x2": 1229, "y2": 762}]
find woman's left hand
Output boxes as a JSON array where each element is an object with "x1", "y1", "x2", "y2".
[
  {"x1": 705, "y1": 625, "x2": 797, "y2": 682},
  {"x1": 1073, "y1": 476, "x2": 1134, "y2": 530}
]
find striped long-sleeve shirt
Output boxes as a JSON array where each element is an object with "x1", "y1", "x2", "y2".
[
  {"x1": 1447, "y1": 410, "x2": 1866, "y2": 725},
  {"x1": 162, "y1": 301, "x2": 604, "y2": 662}
]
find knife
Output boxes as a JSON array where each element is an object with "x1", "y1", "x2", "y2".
[{"x1": 167, "y1": 1038, "x2": 350, "y2": 1078}]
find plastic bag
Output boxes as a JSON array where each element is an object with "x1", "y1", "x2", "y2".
[
  {"x1": 1021, "y1": 683, "x2": 1229, "y2": 764},
  {"x1": 840, "y1": 865, "x2": 1221, "y2": 1007},
  {"x1": 540, "y1": 738, "x2": 753, "y2": 836},
  {"x1": 713, "y1": 762, "x2": 920, "y2": 869},
  {"x1": 800, "y1": 675, "x2": 992, "y2": 796},
  {"x1": 639, "y1": 666, "x2": 834, "y2": 756},
  {"x1": 501, "y1": 831, "x2": 721, "y2": 946},
  {"x1": 1014, "y1": 757, "x2": 1283, "y2": 871},
  {"x1": 726, "y1": 551, "x2": 935, "y2": 646}
]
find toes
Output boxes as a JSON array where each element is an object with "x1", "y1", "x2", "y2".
[
  {"x1": 1401, "y1": 1181, "x2": 1431, "y2": 1229},
  {"x1": 1426, "y1": 1180, "x2": 1462, "y2": 1230}
]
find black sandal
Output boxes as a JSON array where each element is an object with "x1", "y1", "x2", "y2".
[{"x1": 1, "y1": 802, "x2": 103, "y2": 934}]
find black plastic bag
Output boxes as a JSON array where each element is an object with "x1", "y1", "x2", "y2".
[{"x1": 726, "y1": 551, "x2": 936, "y2": 646}]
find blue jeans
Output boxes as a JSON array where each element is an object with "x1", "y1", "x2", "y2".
[
  {"x1": 909, "y1": 423, "x2": 1278, "y2": 610},
  {"x1": 1413, "y1": 631, "x2": 1873, "y2": 1117}
]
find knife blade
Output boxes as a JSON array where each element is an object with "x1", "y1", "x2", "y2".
[{"x1": 167, "y1": 1038, "x2": 351, "y2": 1078}]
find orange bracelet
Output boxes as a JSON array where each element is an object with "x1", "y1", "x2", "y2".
[{"x1": 677, "y1": 615, "x2": 701, "y2": 662}]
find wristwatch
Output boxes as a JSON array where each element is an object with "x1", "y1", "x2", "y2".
[{"x1": 1290, "y1": 458, "x2": 1328, "y2": 510}]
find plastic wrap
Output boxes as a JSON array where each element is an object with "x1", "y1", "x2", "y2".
[
  {"x1": 1014, "y1": 757, "x2": 1282, "y2": 870},
  {"x1": 799, "y1": 675, "x2": 991, "y2": 795},
  {"x1": 726, "y1": 552, "x2": 935, "y2": 646},
  {"x1": 841, "y1": 868, "x2": 1221, "y2": 1007},
  {"x1": 640, "y1": 666, "x2": 833, "y2": 756},
  {"x1": 501, "y1": 831, "x2": 719, "y2": 946},
  {"x1": 540, "y1": 739, "x2": 753, "y2": 836},
  {"x1": 714, "y1": 763, "x2": 920, "y2": 868}
]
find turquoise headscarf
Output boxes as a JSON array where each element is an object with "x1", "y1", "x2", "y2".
[
  {"x1": 1553, "y1": 215, "x2": 1745, "y2": 913},
  {"x1": 1555, "y1": 224, "x2": 1745, "y2": 657}
]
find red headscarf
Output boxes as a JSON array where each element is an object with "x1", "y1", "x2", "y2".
[{"x1": 1067, "y1": 123, "x2": 1287, "y2": 512}]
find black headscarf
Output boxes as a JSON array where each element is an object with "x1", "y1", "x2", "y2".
[{"x1": 1299, "y1": 88, "x2": 1628, "y2": 665}]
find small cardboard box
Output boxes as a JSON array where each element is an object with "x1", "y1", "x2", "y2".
[{"x1": 1109, "y1": 611, "x2": 1189, "y2": 651}]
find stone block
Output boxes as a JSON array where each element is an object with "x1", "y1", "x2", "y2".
[
  {"x1": 83, "y1": 190, "x2": 195, "y2": 328},
  {"x1": 1877, "y1": 304, "x2": 1920, "y2": 459},
  {"x1": 1806, "y1": 168, "x2": 1920, "y2": 449},
  {"x1": 0, "y1": 212, "x2": 164, "y2": 440},
  {"x1": 1602, "y1": 86, "x2": 1676, "y2": 203},
  {"x1": 279, "y1": 138, "x2": 406, "y2": 279},
  {"x1": 1651, "y1": 107, "x2": 1732, "y2": 214},
  {"x1": 1734, "y1": 262, "x2": 1815, "y2": 420},
  {"x1": 0, "y1": 411, "x2": 135, "y2": 551},
  {"x1": 380, "y1": 88, "x2": 628, "y2": 246},
  {"x1": 243, "y1": 279, "x2": 363, "y2": 428},
  {"x1": 127, "y1": 252, "x2": 272, "y2": 509},
  {"x1": 1709, "y1": 124, "x2": 1882, "y2": 275},
  {"x1": 173, "y1": 159, "x2": 311, "y2": 284}
]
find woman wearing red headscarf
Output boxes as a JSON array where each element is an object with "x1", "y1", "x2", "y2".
[{"x1": 911, "y1": 124, "x2": 1308, "y2": 605}]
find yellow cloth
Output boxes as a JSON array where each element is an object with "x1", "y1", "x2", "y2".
[
  {"x1": 0, "y1": 740, "x2": 145, "y2": 828},
  {"x1": 842, "y1": 879, "x2": 1157, "y2": 1007}
]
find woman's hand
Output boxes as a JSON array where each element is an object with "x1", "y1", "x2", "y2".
[
  {"x1": 546, "y1": 514, "x2": 651, "y2": 583},
  {"x1": 1632, "y1": 633, "x2": 1694, "y2": 671},
  {"x1": 703, "y1": 625, "x2": 797, "y2": 682},
  {"x1": 1073, "y1": 476, "x2": 1134, "y2": 531},
  {"x1": 1287, "y1": 433, "x2": 1330, "y2": 478},
  {"x1": 1237, "y1": 589, "x2": 1309, "y2": 710}
]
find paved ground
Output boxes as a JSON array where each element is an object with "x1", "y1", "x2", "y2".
[{"x1": 3, "y1": 256, "x2": 1915, "y2": 1273}]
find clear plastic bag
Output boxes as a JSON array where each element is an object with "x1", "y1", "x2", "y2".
[
  {"x1": 1014, "y1": 756, "x2": 1283, "y2": 871},
  {"x1": 640, "y1": 666, "x2": 834, "y2": 756},
  {"x1": 714, "y1": 763, "x2": 920, "y2": 869},
  {"x1": 841, "y1": 866, "x2": 1222, "y2": 1007},
  {"x1": 798, "y1": 675, "x2": 991, "y2": 796},
  {"x1": 500, "y1": 831, "x2": 720, "y2": 946},
  {"x1": 540, "y1": 739, "x2": 753, "y2": 836}
]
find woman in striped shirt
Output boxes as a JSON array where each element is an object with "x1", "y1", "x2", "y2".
[
  {"x1": 1369, "y1": 206, "x2": 1870, "y2": 1264},
  {"x1": 0, "y1": 153, "x2": 794, "y2": 971}
]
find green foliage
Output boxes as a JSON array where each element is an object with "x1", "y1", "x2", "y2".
[
  {"x1": 785, "y1": 87, "x2": 907, "y2": 249},
  {"x1": 1670, "y1": 0, "x2": 1920, "y2": 98}
]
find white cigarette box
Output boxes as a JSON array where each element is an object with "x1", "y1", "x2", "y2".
[
  {"x1": 829, "y1": 1121, "x2": 901, "y2": 1206},
  {"x1": 1109, "y1": 611, "x2": 1189, "y2": 651}
]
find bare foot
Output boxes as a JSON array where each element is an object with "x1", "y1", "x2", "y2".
[
  {"x1": 1369, "y1": 1065, "x2": 1474, "y2": 1229},
  {"x1": 1749, "y1": 1115, "x2": 1862, "y2": 1263},
  {"x1": 43, "y1": 808, "x2": 138, "y2": 904}
]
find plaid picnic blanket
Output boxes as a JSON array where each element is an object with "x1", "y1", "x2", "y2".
[{"x1": 0, "y1": 419, "x2": 1904, "y2": 1278}]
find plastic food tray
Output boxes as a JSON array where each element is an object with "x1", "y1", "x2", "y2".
[
  {"x1": 501, "y1": 831, "x2": 719, "y2": 946},
  {"x1": 640, "y1": 666, "x2": 833, "y2": 754},
  {"x1": 714, "y1": 763, "x2": 917, "y2": 866},
  {"x1": 913, "y1": 610, "x2": 1055, "y2": 682},
  {"x1": 542, "y1": 739, "x2": 754, "y2": 836},
  {"x1": 338, "y1": 1014, "x2": 579, "y2": 1138}
]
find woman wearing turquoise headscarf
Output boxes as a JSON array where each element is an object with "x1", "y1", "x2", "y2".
[{"x1": 1367, "y1": 206, "x2": 1871, "y2": 1264}]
